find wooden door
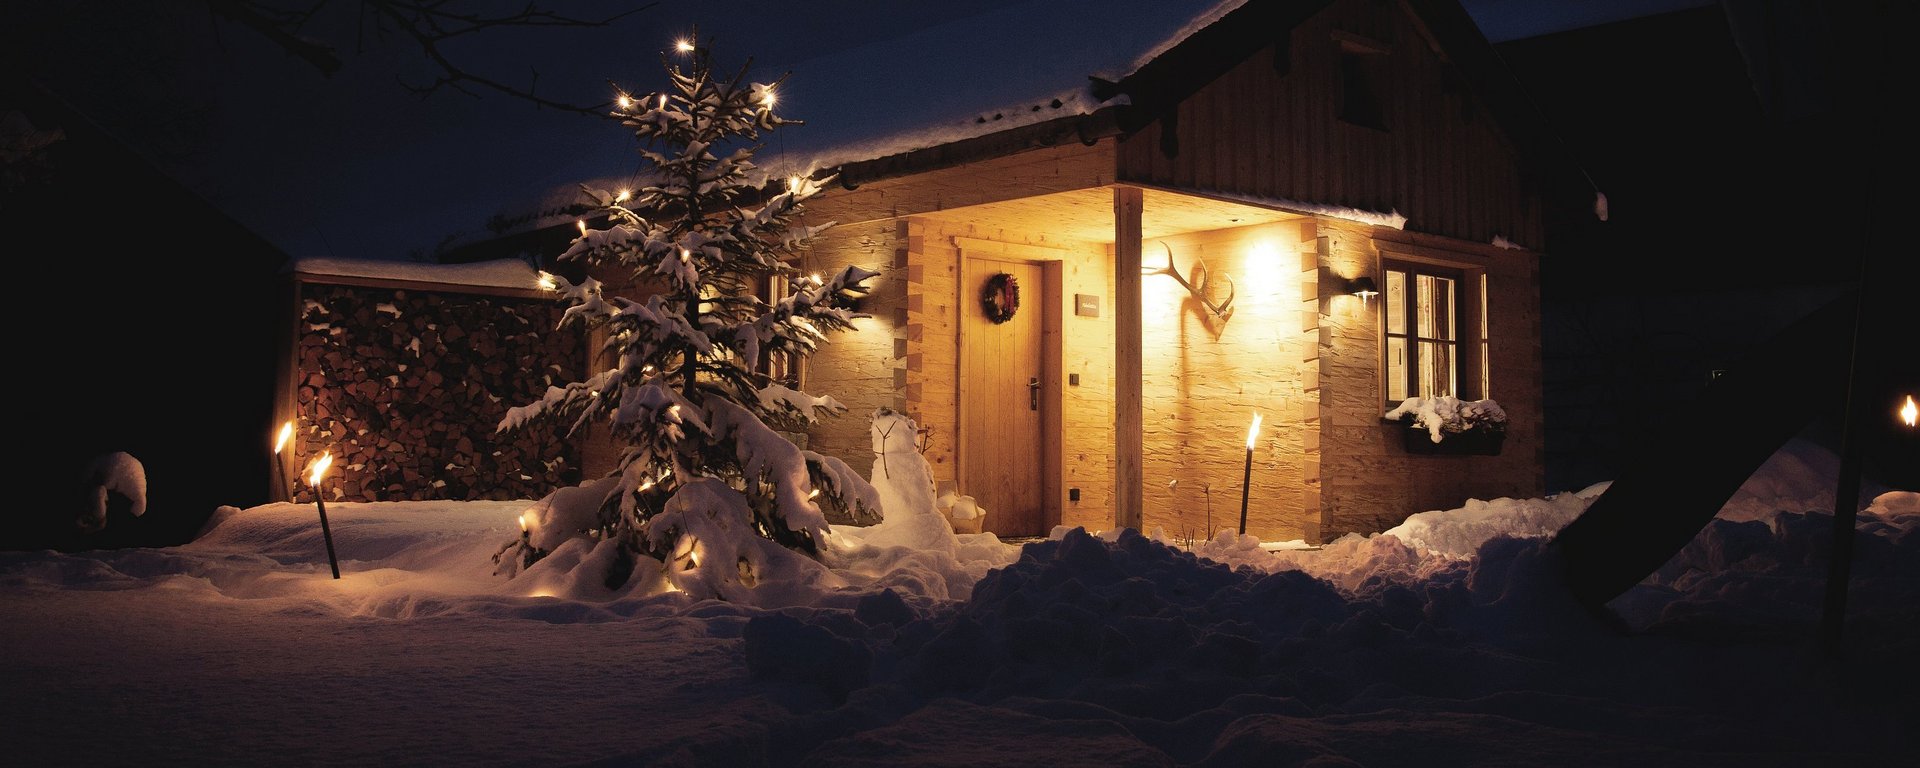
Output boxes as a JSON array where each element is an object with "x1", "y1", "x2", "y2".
[{"x1": 960, "y1": 256, "x2": 1045, "y2": 536}]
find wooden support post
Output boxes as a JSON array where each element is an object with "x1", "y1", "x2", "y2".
[{"x1": 1114, "y1": 186, "x2": 1145, "y2": 532}]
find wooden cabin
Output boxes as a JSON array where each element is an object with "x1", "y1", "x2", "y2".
[
  {"x1": 398, "y1": 0, "x2": 1592, "y2": 544},
  {"x1": 774, "y1": 0, "x2": 1590, "y2": 543}
]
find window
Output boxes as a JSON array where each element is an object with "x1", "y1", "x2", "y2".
[
  {"x1": 1339, "y1": 49, "x2": 1387, "y2": 129},
  {"x1": 757, "y1": 274, "x2": 804, "y2": 389},
  {"x1": 1382, "y1": 261, "x2": 1485, "y2": 403}
]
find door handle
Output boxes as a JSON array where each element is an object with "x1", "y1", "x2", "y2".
[{"x1": 1028, "y1": 377, "x2": 1040, "y2": 411}]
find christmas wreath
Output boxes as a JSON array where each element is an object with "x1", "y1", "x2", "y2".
[{"x1": 981, "y1": 272, "x2": 1020, "y2": 324}]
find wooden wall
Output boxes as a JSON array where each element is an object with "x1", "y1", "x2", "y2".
[
  {"x1": 802, "y1": 210, "x2": 1118, "y2": 531},
  {"x1": 801, "y1": 142, "x2": 1118, "y2": 526},
  {"x1": 1140, "y1": 221, "x2": 1316, "y2": 542},
  {"x1": 807, "y1": 143, "x2": 1115, "y2": 229},
  {"x1": 1116, "y1": 0, "x2": 1543, "y2": 248},
  {"x1": 798, "y1": 219, "x2": 910, "y2": 498},
  {"x1": 1056, "y1": 245, "x2": 1117, "y2": 531},
  {"x1": 1308, "y1": 219, "x2": 1545, "y2": 538},
  {"x1": 903, "y1": 222, "x2": 1114, "y2": 530}
]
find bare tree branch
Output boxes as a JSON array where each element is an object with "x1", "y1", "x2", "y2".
[
  {"x1": 208, "y1": 0, "x2": 652, "y2": 115},
  {"x1": 206, "y1": 0, "x2": 342, "y2": 75}
]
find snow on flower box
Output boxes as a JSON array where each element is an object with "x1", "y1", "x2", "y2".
[{"x1": 1384, "y1": 396, "x2": 1508, "y2": 456}]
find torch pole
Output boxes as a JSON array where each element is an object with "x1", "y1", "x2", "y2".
[
  {"x1": 1237, "y1": 444, "x2": 1253, "y2": 536},
  {"x1": 314, "y1": 492, "x2": 341, "y2": 580},
  {"x1": 274, "y1": 453, "x2": 293, "y2": 503}
]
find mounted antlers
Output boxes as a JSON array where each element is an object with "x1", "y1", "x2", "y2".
[{"x1": 1143, "y1": 242, "x2": 1235, "y2": 318}]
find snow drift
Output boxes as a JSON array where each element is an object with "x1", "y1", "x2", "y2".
[{"x1": 1, "y1": 437, "x2": 1912, "y2": 765}]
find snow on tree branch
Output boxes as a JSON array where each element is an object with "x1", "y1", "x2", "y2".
[{"x1": 495, "y1": 39, "x2": 878, "y2": 597}]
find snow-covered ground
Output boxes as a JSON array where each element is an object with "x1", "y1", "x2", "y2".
[{"x1": 3, "y1": 439, "x2": 1914, "y2": 766}]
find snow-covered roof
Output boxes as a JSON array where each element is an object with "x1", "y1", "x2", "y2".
[
  {"x1": 758, "y1": 0, "x2": 1244, "y2": 178},
  {"x1": 294, "y1": 256, "x2": 539, "y2": 291}
]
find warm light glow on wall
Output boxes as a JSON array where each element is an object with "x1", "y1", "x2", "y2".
[{"x1": 1242, "y1": 239, "x2": 1289, "y2": 300}]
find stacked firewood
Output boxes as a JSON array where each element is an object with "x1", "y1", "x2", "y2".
[{"x1": 295, "y1": 285, "x2": 584, "y2": 501}]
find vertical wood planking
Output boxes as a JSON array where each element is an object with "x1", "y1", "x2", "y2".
[
  {"x1": 1109, "y1": 0, "x2": 1542, "y2": 249},
  {"x1": 959, "y1": 255, "x2": 1046, "y2": 536},
  {"x1": 1253, "y1": 45, "x2": 1277, "y2": 197},
  {"x1": 1113, "y1": 186, "x2": 1145, "y2": 531}
]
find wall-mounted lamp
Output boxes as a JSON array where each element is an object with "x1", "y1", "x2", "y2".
[{"x1": 1346, "y1": 276, "x2": 1379, "y2": 307}]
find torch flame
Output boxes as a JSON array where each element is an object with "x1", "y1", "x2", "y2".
[
  {"x1": 1903, "y1": 395, "x2": 1917, "y2": 428},
  {"x1": 615, "y1": 93, "x2": 632, "y2": 110},
  {"x1": 615, "y1": 189, "x2": 631, "y2": 203},
  {"x1": 760, "y1": 87, "x2": 776, "y2": 109},
  {"x1": 309, "y1": 452, "x2": 333, "y2": 486},
  {"x1": 536, "y1": 271, "x2": 558, "y2": 291},
  {"x1": 674, "y1": 38, "x2": 694, "y2": 53},
  {"x1": 575, "y1": 219, "x2": 588, "y2": 236},
  {"x1": 1245, "y1": 412, "x2": 1263, "y2": 450},
  {"x1": 519, "y1": 511, "x2": 534, "y2": 532},
  {"x1": 274, "y1": 421, "x2": 294, "y2": 454}
]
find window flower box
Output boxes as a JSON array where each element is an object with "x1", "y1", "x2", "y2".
[{"x1": 1385, "y1": 396, "x2": 1507, "y2": 456}]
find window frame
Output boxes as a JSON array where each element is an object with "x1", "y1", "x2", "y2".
[
  {"x1": 1334, "y1": 34, "x2": 1392, "y2": 131},
  {"x1": 1379, "y1": 258, "x2": 1487, "y2": 405},
  {"x1": 756, "y1": 273, "x2": 806, "y2": 390}
]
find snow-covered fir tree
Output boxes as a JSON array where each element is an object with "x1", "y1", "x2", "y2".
[{"x1": 495, "y1": 39, "x2": 880, "y2": 598}]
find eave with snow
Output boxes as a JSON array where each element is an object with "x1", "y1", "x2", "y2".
[{"x1": 313, "y1": 0, "x2": 1593, "y2": 543}]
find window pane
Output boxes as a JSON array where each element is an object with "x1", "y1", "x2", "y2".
[
  {"x1": 1481, "y1": 341, "x2": 1490, "y2": 398},
  {"x1": 1387, "y1": 337, "x2": 1408, "y2": 402},
  {"x1": 1416, "y1": 275, "x2": 1455, "y2": 340},
  {"x1": 1478, "y1": 274, "x2": 1488, "y2": 338},
  {"x1": 1385, "y1": 270, "x2": 1406, "y2": 334},
  {"x1": 1418, "y1": 340, "x2": 1455, "y2": 398},
  {"x1": 1479, "y1": 273, "x2": 1489, "y2": 398}
]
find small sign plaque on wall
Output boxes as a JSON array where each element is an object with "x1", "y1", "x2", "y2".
[{"x1": 1075, "y1": 293, "x2": 1101, "y2": 317}]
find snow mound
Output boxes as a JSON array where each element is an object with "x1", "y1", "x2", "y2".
[
  {"x1": 1616, "y1": 489, "x2": 1920, "y2": 633},
  {"x1": 1718, "y1": 436, "x2": 1891, "y2": 522},
  {"x1": 1380, "y1": 492, "x2": 1594, "y2": 559},
  {"x1": 80, "y1": 452, "x2": 146, "y2": 533},
  {"x1": 500, "y1": 410, "x2": 1018, "y2": 609},
  {"x1": 820, "y1": 410, "x2": 1019, "y2": 603},
  {"x1": 6, "y1": 434, "x2": 1917, "y2": 764}
]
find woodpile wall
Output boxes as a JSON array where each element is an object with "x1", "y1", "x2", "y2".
[{"x1": 289, "y1": 281, "x2": 584, "y2": 501}]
